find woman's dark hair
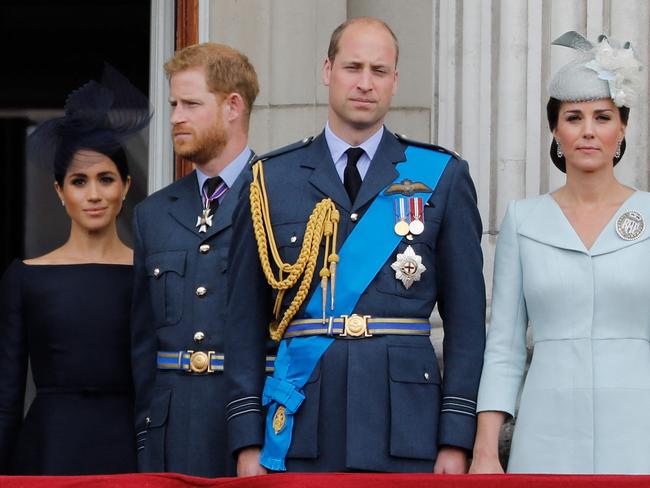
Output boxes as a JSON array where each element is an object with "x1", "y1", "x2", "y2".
[
  {"x1": 546, "y1": 97, "x2": 630, "y2": 172},
  {"x1": 54, "y1": 146, "x2": 130, "y2": 187}
]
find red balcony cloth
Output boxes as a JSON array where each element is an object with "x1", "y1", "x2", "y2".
[{"x1": 2, "y1": 473, "x2": 650, "y2": 487}]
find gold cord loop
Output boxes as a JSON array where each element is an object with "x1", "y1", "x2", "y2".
[{"x1": 250, "y1": 160, "x2": 340, "y2": 341}]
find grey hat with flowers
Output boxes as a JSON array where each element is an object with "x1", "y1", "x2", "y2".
[
  {"x1": 549, "y1": 31, "x2": 643, "y2": 107},
  {"x1": 548, "y1": 31, "x2": 644, "y2": 171}
]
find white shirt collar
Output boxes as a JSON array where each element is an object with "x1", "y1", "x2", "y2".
[{"x1": 324, "y1": 122, "x2": 384, "y2": 164}]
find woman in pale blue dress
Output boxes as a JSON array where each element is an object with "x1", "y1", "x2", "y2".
[{"x1": 470, "y1": 31, "x2": 649, "y2": 474}]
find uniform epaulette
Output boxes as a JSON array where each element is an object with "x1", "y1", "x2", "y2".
[
  {"x1": 394, "y1": 133, "x2": 462, "y2": 160},
  {"x1": 256, "y1": 136, "x2": 315, "y2": 162}
]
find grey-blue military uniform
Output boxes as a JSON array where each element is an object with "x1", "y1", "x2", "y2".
[
  {"x1": 225, "y1": 130, "x2": 486, "y2": 472},
  {"x1": 131, "y1": 151, "x2": 275, "y2": 477}
]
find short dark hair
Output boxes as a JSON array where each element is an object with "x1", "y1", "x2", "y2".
[
  {"x1": 327, "y1": 17, "x2": 399, "y2": 66},
  {"x1": 546, "y1": 97, "x2": 630, "y2": 172}
]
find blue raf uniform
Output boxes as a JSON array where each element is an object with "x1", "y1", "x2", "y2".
[
  {"x1": 225, "y1": 129, "x2": 486, "y2": 472},
  {"x1": 131, "y1": 148, "x2": 276, "y2": 477}
]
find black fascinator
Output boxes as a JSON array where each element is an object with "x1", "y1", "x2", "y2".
[{"x1": 28, "y1": 64, "x2": 152, "y2": 184}]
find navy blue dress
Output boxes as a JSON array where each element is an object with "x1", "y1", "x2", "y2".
[{"x1": 0, "y1": 260, "x2": 136, "y2": 475}]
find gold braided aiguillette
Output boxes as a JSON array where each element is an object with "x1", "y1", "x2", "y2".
[{"x1": 250, "y1": 160, "x2": 340, "y2": 341}]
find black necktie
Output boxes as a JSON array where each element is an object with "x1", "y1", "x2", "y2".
[
  {"x1": 203, "y1": 176, "x2": 224, "y2": 214},
  {"x1": 344, "y1": 147, "x2": 364, "y2": 203}
]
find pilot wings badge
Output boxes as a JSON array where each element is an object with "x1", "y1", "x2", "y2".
[{"x1": 385, "y1": 179, "x2": 433, "y2": 197}]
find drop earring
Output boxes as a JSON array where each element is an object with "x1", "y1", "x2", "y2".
[
  {"x1": 556, "y1": 140, "x2": 563, "y2": 158},
  {"x1": 614, "y1": 140, "x2": 622, "y2": 159}
]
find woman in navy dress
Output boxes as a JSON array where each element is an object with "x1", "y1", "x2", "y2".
[{"x1": 0, "y1": 66, "x2": 150, "y2": 475}]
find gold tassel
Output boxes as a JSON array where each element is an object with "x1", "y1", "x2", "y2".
[{"x1": 329, "y1": 209, "x2": 340, "y2": 310}]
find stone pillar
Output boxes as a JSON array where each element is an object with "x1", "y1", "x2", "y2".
[
  {"x1": 611, "y1": 1, "x2": 650, "y2": 190},
  {"x1": 208, "y1": 0, "x2": 346, "y2": 151}
]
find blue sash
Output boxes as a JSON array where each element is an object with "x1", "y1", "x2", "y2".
[{"x1": 260, "y1": 146, "x2": 451, "y2": 470}]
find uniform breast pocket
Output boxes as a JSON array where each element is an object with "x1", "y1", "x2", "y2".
[
  {"x1": 388, "y1": 345, "x2": 441, "y2": 460},
  {"x1": 376, "y1": 239, "x2": 436, "y2": 300},
  {"x1": 273, "y1": 220, "x2": 308, "y2": 264},
  {"x1": 271, "y1": 220, "x2": 325, "y2": 311},
  {"x1": 145, "y1": 250, "x2": 186, "y2": 326}
]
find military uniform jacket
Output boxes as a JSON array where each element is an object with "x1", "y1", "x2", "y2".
[
  {"x1": 131, "y1": 164, "x2": 261, "y2": 477},
  {"x1": 225, "y1": 130, "x2": 486, "y2": 472}
]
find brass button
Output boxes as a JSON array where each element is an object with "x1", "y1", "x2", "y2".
[
  {"x1": 290, "y1": 235, "x2": 297, "y2": 243},
  {"x1": 145, "y1": 417, "x2": 151, "y2": 427},
  {"x1": 350, "y1": 213, "x2": 359, "y2": 222},
  {"x1": 196, "y1": 286, "x2": 207, "y2": 297},
  {"x1": 153, "y1": 268, "x2": 160, "y2": 278},
  {"x1": 424, "y1": 372, "x2": 430, "y2": 381},
  {"x1": 194, "y1": 331, "x2": 205, "y2": 343},
  {"x1": 199, "y1": 244, "x2": 211, "y2": 254}
]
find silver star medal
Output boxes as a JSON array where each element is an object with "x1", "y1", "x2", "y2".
[
  {"x1": 196, "y1": 208, "x2": 213, "y2": 233},
  {"x1": 391, "y1": 245, "x2": 426, "y2": 289}
]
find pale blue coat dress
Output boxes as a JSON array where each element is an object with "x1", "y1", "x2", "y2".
[{"x1": 477, "y1": 190, "x2": 650, "y2": 474}]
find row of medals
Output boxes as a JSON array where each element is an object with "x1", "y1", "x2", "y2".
[{"x1": 394, "y1": 196, "x2": 424, "y2": 237}]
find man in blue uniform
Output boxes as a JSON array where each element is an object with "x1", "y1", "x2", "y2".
[
  {"x1": 226, "y1": 17, "x2": 485, "y2": 475},
  {"x1": 130, "y1": 43, "x2": 272, "y2": 477}
]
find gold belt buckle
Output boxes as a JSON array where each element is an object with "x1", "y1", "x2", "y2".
[
  {"x1": 340, "y1": 314, "x2": 372, "y2": 338},
  {"x1": 188, "y1": 350, "x2": 215, "y2": 373}
]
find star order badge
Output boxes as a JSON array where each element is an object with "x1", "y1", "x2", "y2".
[
  {"x1": 616, "y1": 210, "x2": 644, "y2": 241},
  {"x1": 196, "y1": 208, "x2": 213, "y2": 233},
  {"x1": 391, "y1": 245, "x2": 426, "y2": 289}
]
